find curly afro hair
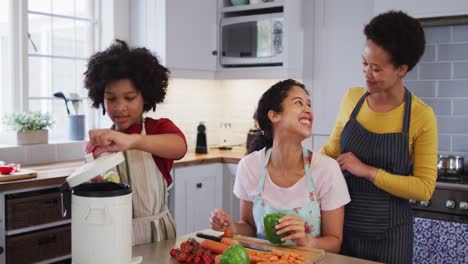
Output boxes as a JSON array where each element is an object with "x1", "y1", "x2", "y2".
[
  {"x1": 84, "y1": 39, "x2": 170, "y2": 114},
  {"x1": 364, "y1": 10, "x2": 425, "y2": 72}
]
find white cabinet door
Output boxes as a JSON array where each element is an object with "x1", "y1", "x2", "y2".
[
  {"x1": 374, "y1": 0, "x2": 468, "y2": 18},
  {"x1": 166, "y1": 0, "x2": 218, "y2": 79},
  {"x1": 222, "y1": 163, "x2": 240, "y2": 222},
  {"x1": 173, "y1": 163, "x2": 223, "y2": 235}
]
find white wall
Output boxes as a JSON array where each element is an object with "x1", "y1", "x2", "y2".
[{"x1": 146, "y1": 79, "x2": 279, "y2": 151}]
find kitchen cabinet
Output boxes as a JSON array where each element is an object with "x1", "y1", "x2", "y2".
[
  {"x1": 0, "y1": 186, "x2": 71, "y2": 264},
  {"x1": 222, "y1": 163, "x2": 240, "y2": 221},
  {"x1": 173, "y1": 163, "x2": 223, "y2": 235},
  {"x1": 172, "y1": 162, "x2": 240, "y2": 236},
  {"x1": 373, "y1": 0, "x2": 468, "y2": 18},
  {"x1": 129, "y1": 0, "x2": 304, "y2": 80},
  {"x1": 166, "y1": 0, "x2": 218, "y2": 78},
  {"x1": 130, "y1": 0, "x2": 218, "y2": 79}
]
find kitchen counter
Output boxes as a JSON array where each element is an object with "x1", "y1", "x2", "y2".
[
  {"x1": 0, "y1": 147, "x2": 247, "y2": 192},
  {"x1": 132, "y1": 229, "x2": 381, "y2": 264}
]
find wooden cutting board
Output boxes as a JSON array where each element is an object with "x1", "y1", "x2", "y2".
[
  {"x1": 232, "y1": 235, "x2": 325, "y2": 263},
  {"x1": 0, "y1": 169, "x2": 38, "y2": 182}
]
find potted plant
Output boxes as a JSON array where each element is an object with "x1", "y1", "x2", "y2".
[{"x1": 2, "y1": 112, "x2": 54, "y2": 145}]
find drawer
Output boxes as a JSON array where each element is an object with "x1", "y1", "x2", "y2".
[
  {"x1": 6, "y1": 225, "x2": 71, "y2": 264},
  {"x1": 6, "y1": 188, "x2": 69, "y2": 230}
]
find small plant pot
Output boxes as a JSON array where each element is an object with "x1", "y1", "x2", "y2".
[{"x1": 17, "y1": 130, "x2": 49, "y2": 145}]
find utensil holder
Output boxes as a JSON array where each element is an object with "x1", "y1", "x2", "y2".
[{"x1": 68, "y1": 115, "x2": 85, "y2": 140}]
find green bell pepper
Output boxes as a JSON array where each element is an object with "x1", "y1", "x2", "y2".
[
  {"x1": 264, "y1": 212, "x2": 287, "y2": 244},
  {"x1": 220, "y1": 245, "x2": 249, "y2": 264}
]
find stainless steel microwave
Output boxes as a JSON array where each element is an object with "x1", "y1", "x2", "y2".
[{"x1": 220, "y1": 13, "x2": 284, "y2": 67}]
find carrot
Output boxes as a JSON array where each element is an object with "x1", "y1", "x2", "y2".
[
  {"x1": 223, "y1": 227, "x2": 234, "y2": 238},
  {"x1": 215, "y1": 254, "x2": 222, "y2": 264},
  {"x1": 200, "y1": 239, "x2": 230, "y2": 254},
  {"x1": 249, "y1": 255, "x2": 262, "y2": 263},
  {"x1": 220, "y1": 237, "x2": 239, "y2": 246}
]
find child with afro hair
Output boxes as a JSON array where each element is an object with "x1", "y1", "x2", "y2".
[{"x1": 84, "y1": 39, "x2": 187, "y2": 245}]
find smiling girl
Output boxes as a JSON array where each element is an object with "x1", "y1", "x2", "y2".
[
  {"x1": 84, "y1": 39, "x2": 187, "y2": 245},
  {"x1": 210, "y1": 79, "x2": 350, "y2": 253}
]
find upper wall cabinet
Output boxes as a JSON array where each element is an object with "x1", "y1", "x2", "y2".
[
  {"x1": 374, "y1": 0, "x2": 468, "y2": 18},
  {"x1": 216, "y1": 0, "x2": 304, "y2": 79},
  {"x1": 130, "y1": 0, "x2": 304, "y2": 80},
  {"x1": 166, "y1": 0, "x2": 218, "y2": 79},
  {"x1": 130, "y1": 0, "x2": 218, "y2": 79}
]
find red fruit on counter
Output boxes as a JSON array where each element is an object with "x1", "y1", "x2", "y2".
[
  {"x1": 177, "y1": 252, "x2": 188, "y2": 262},
  {"x1": 169, "y1": 248, "x2": 180, "y2": 258},
  {"x1": 0, "y1": 166, "x2": 14, "y2": 175}
]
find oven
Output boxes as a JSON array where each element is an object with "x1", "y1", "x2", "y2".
[{"x1": 411, "y1": 174, "x2": 468, "y2": 264}]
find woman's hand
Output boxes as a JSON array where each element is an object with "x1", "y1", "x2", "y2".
[
  {"x1": 86, "y1": 129, "x2": 138, "y2": 157},
  {"x1": 210, "y1": 208, "x2": 233, "y2": 232},
  {"x1": 337, "y1": 152, "x2": 378, "y2": 181},
  {"x1": 276, "y1": 214, "x2": 309, "y2": 246}
]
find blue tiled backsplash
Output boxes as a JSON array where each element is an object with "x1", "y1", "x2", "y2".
[{"x1": 405, "y1": 24, "x2": 468, "y2": 160}]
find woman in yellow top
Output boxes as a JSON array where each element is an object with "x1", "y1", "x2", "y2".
[{"x1": 321, "y1": 11, "x2": 437, "y2": 264}]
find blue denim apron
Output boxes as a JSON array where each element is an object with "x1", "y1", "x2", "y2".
[
  {"x1": 253, "y1": 147, "x2": 321, "y2": 243},
  {"x1": 340, "y1": 89, "x2": 414, "y2": 263}
]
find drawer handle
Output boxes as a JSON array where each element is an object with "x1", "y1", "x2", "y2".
[
  {"x1": 38, "y1": 235, "x2": 57, "y2": 245},
  {"x1": 196, "y1": 183, "x2": 202, "y2": 189}
]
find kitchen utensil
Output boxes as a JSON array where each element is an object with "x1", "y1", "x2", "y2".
[
  {"x1": 438, "y1": 155, "x2": 464, "y2": 175},
  {"x1": 53, "y1": 92, "x2": 71, "y2": 115},
  {"x1": 195, "y1": 232, "x2": 272, "y2": 252},
  {"x1": 60, "y1": 152, "x2": 142, "y2": 264},
  {"x1": 69, "y1": 92, "x2": 81, "y2": 114},
  {"x1": 0, "y1": 169, "x2": 38, "y2": 182}
]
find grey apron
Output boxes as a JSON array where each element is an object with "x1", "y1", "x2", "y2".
[{"x1": 340, "y1": 89, "x2": 414, "y2": 264}]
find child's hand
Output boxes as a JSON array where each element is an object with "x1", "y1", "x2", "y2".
[
  {"x1": 210, "y1": 208, "x2": 233, "y2": 232},
  {"x1": 87, "y1": 129, "x2": 137, "y2": 157}
]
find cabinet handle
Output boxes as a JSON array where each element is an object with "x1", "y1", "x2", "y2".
[
  {"x1": 196, "y1": 183, "x2": 203, "y2": 189},
  {"x1": 211, "y1": 50, "x2": 218, "y2": 56}
]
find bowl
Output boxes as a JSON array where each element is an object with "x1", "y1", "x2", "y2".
[
  {"x1": 0, "y1": 166, "x2": 14, "y2": 175},
  {"x1": 230, "y1": 0, "x2": 249, "y2": 6}
]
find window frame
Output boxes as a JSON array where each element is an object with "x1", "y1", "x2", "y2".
[{"x1": 3, "y1": 0, "x2": 101, "y2": 142}]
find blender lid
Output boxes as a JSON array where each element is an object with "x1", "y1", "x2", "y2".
[{"x1": 65, "y1": 152, "x2": 125, "y2": 188}]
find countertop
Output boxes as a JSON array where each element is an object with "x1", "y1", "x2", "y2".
[
  {"x1": 132, "y1": 229, "x2": 381, "y2": 264},
  {"x1": 0, "y1": 147, "x2": 247, "y2": 192}
]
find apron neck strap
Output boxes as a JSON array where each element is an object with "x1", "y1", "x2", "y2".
[
  {"x1": 349, "y1": 88, "x2": 412, "y2": 134},
  {"x1": 256, "y1": 147, "x2": 314, "y2": 195},
  {"x1": 402, "y1": 88, "x2": 412, "y2": 134}
]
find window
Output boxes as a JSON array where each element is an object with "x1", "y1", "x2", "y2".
[
  {"x1": 27, "y1": 0, "x2": 97, "y2": 140},
  {"x1": 0, "y1": 0, "x2": 13, "y2": 131}
]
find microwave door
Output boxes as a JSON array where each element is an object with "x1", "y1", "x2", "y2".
[{"x1": 221, "y1": 14, "x2": 283, "y2": 66}]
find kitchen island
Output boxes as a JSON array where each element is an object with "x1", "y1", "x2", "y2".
[{"x1": 132, "y1": 229, "x2": 381, "y2": 264}]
